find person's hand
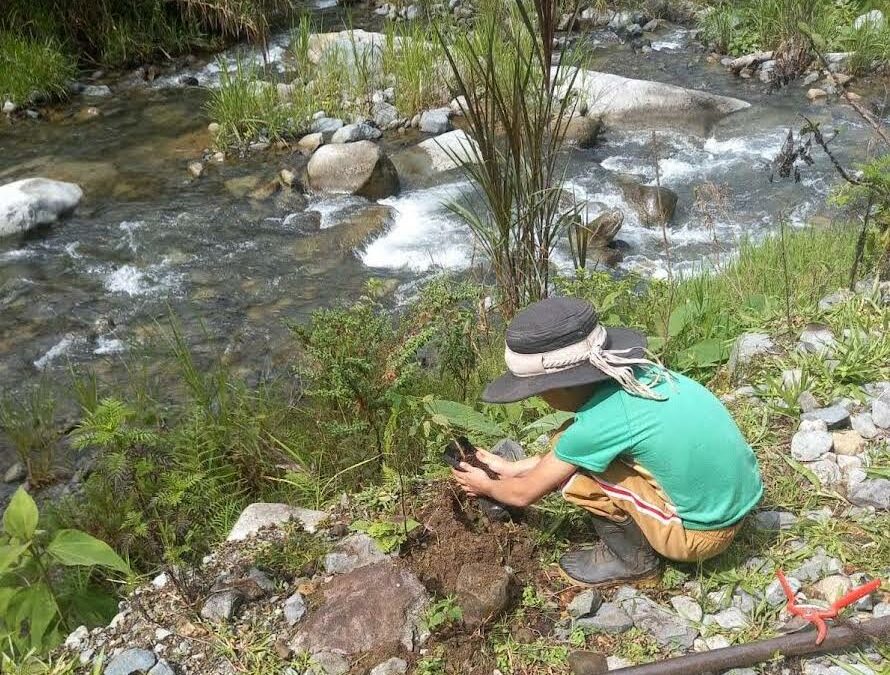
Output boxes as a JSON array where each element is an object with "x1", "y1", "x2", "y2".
[
  {"x1": 476, "y1": 448, "x2": 516, "y2": 476},
  {"x1": 451, "y1": 464, "x2": 493, "y2": 498}
]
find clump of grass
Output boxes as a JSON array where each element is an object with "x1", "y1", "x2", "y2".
[
  {"x1": 205, "y1": 54, "x2": 310, "y2": 149},
  {"x1": 382, "y1": 21, "x2": 447, "y2": 117},
  {"x1": 0, "y1": 32, "x2": 76, "y2": 104},
  {"x1": 0, "y1": 384, "x2": 60, "y2": 488}
]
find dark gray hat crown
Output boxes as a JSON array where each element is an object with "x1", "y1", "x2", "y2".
[{"x1": 506, "y1": 297, "x2": 599, "y2": 355}]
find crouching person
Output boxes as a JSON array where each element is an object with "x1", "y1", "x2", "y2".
[{"x1": 451, "y1": 297, "x2": 763, "y2": 587}]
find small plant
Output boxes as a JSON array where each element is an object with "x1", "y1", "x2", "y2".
[
  {"x1": 520, "y1": 584, "x2": 547, "y2": 609},
  {"x1": 0, "y1": 385, "x2": 59, "y2": 488},
  {"x1": 0, "y1": 487, "x2": 129, "y2": 659},
  {"x1": 423, "y1": 596, "x2": 463, "y2": 632},
  {"x1": 415, "y1": 648, "x2": 446, "y2": 675},
  {"x1": 349, "y1": 518, "x2": 420, "y2": 553}
]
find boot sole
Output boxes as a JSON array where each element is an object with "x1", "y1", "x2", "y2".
[{"x1": 558, "y1": 565, "x2": 661, "y2": 590}]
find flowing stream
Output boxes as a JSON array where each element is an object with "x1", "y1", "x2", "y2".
[{"x1": 0, "y1": 15, "x2": 883, "y2": 401}]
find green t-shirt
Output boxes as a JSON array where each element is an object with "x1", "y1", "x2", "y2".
[{"x1": 554, "y1": 370, "x2": 763, "y2": 530}]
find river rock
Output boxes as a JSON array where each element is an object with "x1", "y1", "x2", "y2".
[
  {"x1": 307, "y1": 141, "x2": 399, "y2": 199},
  {"x1": 851, "y1": 413, "x2": 880, "y2": 439},
  {"x1": 808, "y1": 89, "x2": 828, "y2": 101},
  {"x1": 372, "y1": 102, "x2": 401, "y2": 129},
  {"x1": 227, "y1": 503, "x2": 328, "y2": 541},
  {"x1": 832, "y1": 430, "x2": 865, "y2": 455},
  {"x1": 284, "y1": 592, "x2": 307, "y2": 625},
  {"x1": 575, "y1": 602, "x2": 633, "y2": 634},
  {"x1": 80, "y1": 84, "x2": 112, "y2": 97},
  {"x1": 291, "y1": 560, "x2": 428, "y2": 655},
  {"x1": 323, "y1": 533, "x2": 389, "y2": 574},
  {"x1": 567, "y1": 650, "x2": 608, "y2": 675},
  {"x1": 370, "y1": 658, "x2": 408, "y2": 675},
  {"x1": 568, "y1": 590, "x2": 603, "y2": 619},
  {"x1": 310, "y1": 117, "x2": 345, "y2": 135},
  {"x1": 728, "y1": 332, "x2": 775, "y2": 374},
  {"x1": 562, "y1": 115, "x2": 602, "y2": 148},
  {"x1": 799, "y1": 324, "x2": 835, "y2": 354},
  {"x1": 307, "y1": 30, "x2": 393, "y2": 66},
  {"x1": 849, "y1": 479, "x2": 890, "y2": 510},
  {"x1": 3, "y1": 462, "x2": 25, "y2": 483},
  {"x1": 0, "y1": 178, "x2": 83, "y2": 237},
  {"x1": 619, "y1": 181, "x2": 677, "y2": 226},
  {"x1": 713, "y1": 607, "x2": 748, "y2": 631},
  {"x1": 307, "y1": 651, "x2": 349, "y2": 675},
  {"x1": 456, "y1": 563, "x2": 511, "y2": 627},
  {"x1": 614, "y1": 586, "x2": 698, "y2": 649},
  {"x1": 670, "y1": 596, "x2": 703, "y2": 623},
  {"x1": 419, "y1": 108, "x2": 453, "y2": 135},
  {"x1": 559, "y1": 69, "x2": 750, "y2": 134},
  {"x1": 765, "y1": 576, "x2": 800, "y2": 606},
  {"x1": 810, "y1": 459, "x2": 842, "y2": 486},
  {"x1": 854, "y1": 10, "x2": 885, "y2": 30},
  {"x1": 809, "y1": 575, "x2": 853, "y2": 604},
  {"x1": 2, "y1": 101, "x2": 16, "y2": 114},
  {"x1": 802, "y1": 405, "x2": 850, "y2": 430},
  {"x1": 200, "y1": 589, "x2": 243, "y2": 622},
  {"x1": 105, "y1": 649, "x2": 157, "y2": 675},
  {"x1": 753, "y1": 510, "x2": 797, "y2": 531},
  {"x1": 790, "y1": 430, "x2": 833, "y2": 461},
  {"x1": 330, "y1": 122, "x2": 383, "y2": 144},
  {"x1": 873, "y1": 395, "x2": 890, "y2": 429},
  {"x1": 394, "y1": 129, "x2": 481, "y2": 179}
]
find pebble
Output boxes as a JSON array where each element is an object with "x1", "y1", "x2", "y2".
[
  {"x1": 187, "y1": 161, "x2": 204, "y2": 178},
  {"x1": 64, "y1": 625, "x2": 89, "y2": 650},
  {"x1": 728, "y1": 333, "x2": 774, "y2": 373},
  {"x1": 765, "y1": 576, "x2": 800, "y2": 606},
  {"x1": 419, "y1": 108, "x2": 453, "y2": 135},
  {"x1": 809, "y1": 459, "x2": 842, "y2": 486},
  {"x1": 810, "y1": 575, "x2": 853, "y2": 604},
  {"x1": 713, "y1": 607, "x2": 748, "y2": 631},
  {"x1": 370, "y1": 658, "x2": 408, "y2": 675},
  {"x1": 607, "y1": 656, "x2": 633, "y2": 670},
  {"x1": 808, "y1": 88, "x2": 828, "y2": 101},
  {"x1": 753, "y1": 510, "x2": 797, "y2": 531},
  {"x1": 851, "y1": 413, "x2": 880, "y2": 439},
  {"x1": 791, "y1": 549, "x2": 843, "y2": 582},
  {"x1": 105, "y1": 649, "x2": 157, "y2": 675},
  {"x1": 2, "y1": 100, "x2": 16, "y2": 114},
  {"x1": 802, "y1": 405, "x2": 850, "y2": 430},
  {"x1": 200, "y1": 590, "x2": 242, "y2": 622},
  {"x1": 308, "y1": 651, "x2": 349, "y2": 675},
  {"x1": 873, "y1": 602, "x2": 890, "y2": 618},
  {"x1": 330, "y1": 122, "x2": 382, "y2": 144},
  {"x1": 567, "y1": 650, "x2": 608, "y2": 675},
  {"x1": 284, "y1": 592, "x2": 307, "y2": 625},
  {"x1": 798, "y1": 391, "x2": 820, "y2": 412},
  {"x1": 670, "y1": 595, "x2": 703, "y2": 623},
  {"x1": 568, "y1": 590, "x2": 602, "y2": 619},
  {"x1": 155, "y1": 628, "x2": 172, "y2": 641},
  {"x1": 574, "y1": 602, "x2": 633, "y2": 634},
  {"x1": 872, "y1": 395, "x2": 890, "y2": 429},
  {"x1": 791, "y1": 430, "x2": 833, "y2": 461},
  {"x1": 704, "y1": 634, "x2": 732, "y2": 650},
  {"x1": 148, "y1": 661, "x2": 175, "y2": 675},
  {"x1": 732, "y1": 590, "x2": 757, "y2": 615},
  {"x1": 310, "y1": 117, "x2": 345, "y2": 135},
  {"x1": 614, "y1": 586, "x2": 698, "y2": 649},
  {"x1": 849, "y1": 479, "x2": 890, "y2": 510},
  {"x1": 799, "y1": 324, "x2": 835, "y2": 354}
]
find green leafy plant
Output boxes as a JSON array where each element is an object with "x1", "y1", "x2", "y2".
[
  {"x1": 0, "y1": 488, "x2": 128, "y2": 658},
  {"x1": 422, "y1": 596, "x2": 463, "y2": 632},
  {"x1": 424, "y1": 397, "x2": 572, "y2": 446},
  {"x1": 349, "y1": 518, "x2": 420, "y2": 553}
]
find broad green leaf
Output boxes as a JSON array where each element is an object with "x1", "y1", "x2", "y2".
[
  {"x1": 0, "y1": 543, "x2": 29, "y2": 574},
  {"x1": 685, "y1": 339, "x2": 728, "y2": 366},
  {"x1": 0, "y1": 587, "x2": 18, "y2": 616},
  {"x1": 424, "y1": 400, "x2": 505, "y2": 438},
  {"x1": 667, "y1": 303, "x2": 694, "y2": 338},
  {"x1": 47, "y1": 530, "x2": 130, "y2": 574},
  {"x1": 65, "y1": 587, "x2": 119, "y2": 627},
  {"x1": 521, "y1": 411, "x2": 574, "y2": 438},
  {"x1": 3, "y1": 487, "x2": 38, "y2": 541},
  {"x1": 16, "y1": 582, "x2": 56, "y2": 650}
]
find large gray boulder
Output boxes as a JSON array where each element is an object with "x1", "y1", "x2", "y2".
[
  {"x1": 307, "y1": 142, "x2": 400, "y2": 199},
  {"x1": 391, "y1": 129, "x2": 481, "y2": 182},
  {"x1": 559, "y1": 69, "x2": 750, "y2": 134},
  {"x1": 0, "y1": 178, "x2": 83, "y2": 237},
  {"x1": 619, "y1": 180, "x2": 678, "y2": 226}
]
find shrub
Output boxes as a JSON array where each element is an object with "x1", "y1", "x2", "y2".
[
  {"x1": 0, "y1": 385, "x2": 60, "y2": 488},
  {"x1": 0, "y1": 488, "x2": 128, "y2": 659}
]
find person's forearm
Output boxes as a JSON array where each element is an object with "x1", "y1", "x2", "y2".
[
  {"x1": 478, "y1": 475, "x2": 540, "y2": 507},
  {"x1": 505, "y1": 455, "x2": 542, "y2": 477}
]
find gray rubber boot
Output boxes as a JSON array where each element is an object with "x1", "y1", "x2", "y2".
[{"x1": 559, "y1": 516, "x2": 660, "y2": 587}]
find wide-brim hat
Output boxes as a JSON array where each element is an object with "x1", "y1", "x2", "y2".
[{"x1": 482, "y1": 297, "x2": 647, "y2": 404}]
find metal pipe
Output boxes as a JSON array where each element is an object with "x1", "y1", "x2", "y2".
[{"x1": 608, "y1": 616, "x2": 890, "y2": 675}]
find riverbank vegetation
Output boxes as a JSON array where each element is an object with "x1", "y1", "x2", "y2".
[
  {"x1": 3, "y1": 0, "x2": 890, "y2": 668},
  {"x1": 700, "y1": 0, "x2": 890, "y2": 73},
  {"x1": 0, "y1": 0, "x2": 296, "y2": 104}
]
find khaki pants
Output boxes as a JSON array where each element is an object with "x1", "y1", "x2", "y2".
[{"x1": 561, "y1": 460, "x2": 739, "y2": 563}]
